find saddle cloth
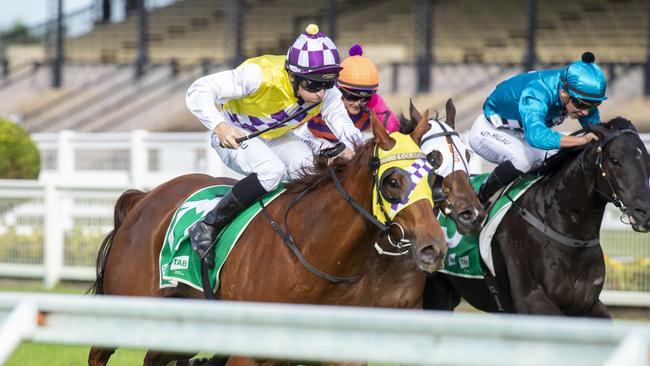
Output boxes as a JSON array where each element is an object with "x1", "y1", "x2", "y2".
[
  {"x1": 438, "y1": 174, "x2": 540, "y2": 278},
  {"x1": 159, "y1": 184, "x2": 285, "y2": 292}
]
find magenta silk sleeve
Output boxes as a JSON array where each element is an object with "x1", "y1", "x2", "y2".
[{"x1": 367, "y1": 94, "x2": 400, "y2": 132}]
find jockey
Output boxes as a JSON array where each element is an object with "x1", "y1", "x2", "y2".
[
  {"x1": 185, "y1": 24, "x2": 363, "y2": 262},
  {"x1": 297, "y1": 43, "x2": 400, "y2": 149},
  {"x1": 468, "y1": 51, "x2": 606, "y2": 206}
]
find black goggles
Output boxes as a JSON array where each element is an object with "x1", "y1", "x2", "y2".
[
  {"x1": 570, "y1": 96, "x2": 601, "y2": 110},
  {"x1": 299, "y1": 78, "x2": 336, "y2": 93},
  {"x1": 340, "y1": 88, "x2": 373, "y2": 102}
]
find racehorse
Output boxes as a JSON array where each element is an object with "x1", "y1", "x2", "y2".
[
  {"x1": 423, "y1": 117, "x2": 650, "y2": 316},
  {"x1": 88, "y1": 113, "x2": 448, "y2": 366},
  {"x1": 366, "y1": 99, "x2": 486, "y2": 309},
  {"x1": 409, "y1": 99, "x2": 484, "y2": 235}
]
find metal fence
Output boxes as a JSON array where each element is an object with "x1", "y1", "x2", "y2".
[{"x1": 0, "y1": 293, "x2": 648, "y2": 366}]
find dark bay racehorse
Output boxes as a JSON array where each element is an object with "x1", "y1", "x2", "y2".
[
  {"x1": 423, "y1": 117, "x2": 650, "y2": 316},
  {"x1": 88, "y1": 114, "x2": 448, "y2": 366}
]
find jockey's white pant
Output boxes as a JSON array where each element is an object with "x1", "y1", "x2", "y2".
[
  {"x1": 211, "y1": 132, "x2": 313, "y2": 191},
  {"x1": 468, "y1": 114, "x2": 554, "y2": 172}
]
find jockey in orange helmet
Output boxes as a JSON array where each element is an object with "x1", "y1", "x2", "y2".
[{"x1": 297, "y1": 44, "x2": 400, "y2": 149}]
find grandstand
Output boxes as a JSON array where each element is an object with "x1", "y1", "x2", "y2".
[{"x1": 0, "y1": 0, "x2": 647, "y2": 134}]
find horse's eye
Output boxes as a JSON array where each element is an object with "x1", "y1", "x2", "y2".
[
  {"x1": 611, "y1": 158, "x2": 620, "y2": 166},
  {"x1": 388, "y1": 178, "x2": 400, "y2": 189}
]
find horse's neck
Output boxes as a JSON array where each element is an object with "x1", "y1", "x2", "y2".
[
  {"x1": 533, "y1": 148, "x2": 606, "y2": 237},
  {"x1": 293, "y1": 166, "x2": 377, "y2": 277}
]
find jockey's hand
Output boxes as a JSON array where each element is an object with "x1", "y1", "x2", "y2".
[
  {"x1": 560, "y1": 132, "x2": 599, "y2": 148},
  {"x1": 214, "y1": 123, "x2": 247, "y2": 149},
  {"x1": 580, "y1": 132, "x2": 599, "y2": 145}
]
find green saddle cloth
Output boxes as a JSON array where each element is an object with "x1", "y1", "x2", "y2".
[
  {"x1": 438, "y1": 174, "x2": 539, "y2": 278},
  {"x1": 159, "y1": 184, "x2": 285, "y2": 292}
]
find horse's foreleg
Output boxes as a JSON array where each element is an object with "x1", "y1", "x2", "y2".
[
  {"x1": 422, "y1": 273, "x2": 461, "y2": 311},
  {"x1": 586, "y1": 300, "x2": 611, "y2": 319},
  {"x1": 88, "y1": 346, "x2": 116, "y2": 366},
  {"x1": 143, "y1": 350, "x2": 196, "y2": 366},
  {"x1": 515, "y1": 286, "x2": 564, "y2": 315}
]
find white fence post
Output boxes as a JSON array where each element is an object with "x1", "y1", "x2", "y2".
[
  {"x1": 130, "y1": 129, "x2": 149, "y2": 187},
  {"x1": 43, "y1": 183, "x2": 63, "y2": 289},
  {"x1": 57, "y1": 130, "x2": 74, "y2": 180}
]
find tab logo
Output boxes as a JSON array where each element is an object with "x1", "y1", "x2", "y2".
[
  {"x1": 171, "y1": 256, "x2": 190, "y2": 270},
  {"x1": 459, "y1": 255, "x2": 470, "y2": 269}
]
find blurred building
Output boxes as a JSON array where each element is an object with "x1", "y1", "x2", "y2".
[{"x1": 0, "y1": 0, "x2": 647, "y2": 133}]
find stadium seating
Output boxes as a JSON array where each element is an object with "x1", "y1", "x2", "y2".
[{"x1": 0, "y1": 0, "x2": 647, "y2": 133}]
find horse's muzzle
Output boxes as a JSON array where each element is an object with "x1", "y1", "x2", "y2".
[
  {"x1": 413, "y1": 240, "x2": 446, "y2": 272},
  {"x1": 629, "y1": 207, "x2": 650, "y2": 233}
]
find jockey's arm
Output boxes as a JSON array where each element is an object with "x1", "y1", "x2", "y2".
[
  {"x1": 186, "y1": 64, "x2": 262, "y2": 148},
  {"x1": 320, "y1": 87, "x2": 364, "y2": 151},
  {"x1": 519, "y1": 87, "x2": 562, "y2": 150}
]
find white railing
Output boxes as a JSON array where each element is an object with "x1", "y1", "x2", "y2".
[
  {"x1": 33, "y1": 130, "x2": 242, "y2": 188},
  {"x1": 0, "y1": 293, "x2": 647, "y2": 366}
]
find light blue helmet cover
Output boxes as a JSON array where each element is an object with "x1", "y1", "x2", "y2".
[{"x1": 560, "y1": 52, "x2": 607, "y2": 101}]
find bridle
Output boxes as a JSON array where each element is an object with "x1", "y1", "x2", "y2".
[
  {"x1": 593, "y1": 128, "x2": 638, "y2": 220},
  {"x1": 420, "y1": 118, "x2": 470, "y2": 214}
]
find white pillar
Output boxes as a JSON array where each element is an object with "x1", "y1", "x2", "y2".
[
  {"x1": 57, "y1": 130, "x2": 74, "y2": 183},
  {"x1": 43, "y1": 183, "x2": 63, "y2": 289},
  {"x1": 130, "y1": 129, "x2": 148, "y2": 186}
]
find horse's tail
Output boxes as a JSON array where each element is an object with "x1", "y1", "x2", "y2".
[{"x1": 88, "y1": 189, "x2": 149, "y2": 295}]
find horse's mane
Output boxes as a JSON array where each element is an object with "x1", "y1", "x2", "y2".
[
  {"x1": 594, "y1": 116, "x2": 636, "y2": 132},
  {"x1": 286, "y1": 140, "x2": 375, "y2": 193}
]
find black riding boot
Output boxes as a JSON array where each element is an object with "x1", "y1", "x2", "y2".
[
  {"x1": 477, "y1": 161, "x2": 523, "y2": 207},
  {"x1": 188, "y1": 173, "x2": 267, "y2": 266}
]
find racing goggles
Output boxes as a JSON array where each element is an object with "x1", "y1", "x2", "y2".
[
  {"x1": 299, "y1": 78, "x2": 336, "y2": 93},
  {"x1": 340, "y1": 88, "x2": 373, "y2": 103},
  {"x1": 570, "y1": 96, "x2": 601, "y2": 110}
]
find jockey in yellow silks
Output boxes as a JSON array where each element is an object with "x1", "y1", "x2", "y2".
[{"x1": 185, "y1": 24, "x2": 363, "y2": 263}]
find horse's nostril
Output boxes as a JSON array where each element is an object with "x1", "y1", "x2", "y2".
[
  {"x1": 458, "y1": 210, "x2": 475, "y2": 222},
  {"x1": 419, "y1": 245, "x2": 438, "y2": 263}
]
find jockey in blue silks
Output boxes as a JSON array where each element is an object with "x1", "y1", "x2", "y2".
[{"x1": 468, "y1": 52, "x2": 607, "y2": 206}]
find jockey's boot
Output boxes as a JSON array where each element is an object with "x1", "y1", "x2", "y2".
[
  {"x1": 477, "y1": 161, "x2": 523, "y2": 208},
  {"x1": 188, "y1": 173, "x2": 267, "y2": 267}
]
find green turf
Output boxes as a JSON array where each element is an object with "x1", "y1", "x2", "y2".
[{"x1": 6, "y1": 344, "x2": 147, "y2": 366}]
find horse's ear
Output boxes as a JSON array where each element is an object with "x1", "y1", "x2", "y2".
[
  {"x1": 445, "y1": 98, "x2": 456, "y2": 129},
  {"x1": 410, "y1": 109, "x2": 430, "y2": 145},
  {"x1": 409, "y1": 99, "x2": 422, "y2": 125},
  {"x1": 372, "y1": 110, "x2": 394, "y2": 150},
  {"x1": 427, "y1": 150, "x2": 444, "y2": 171}
]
